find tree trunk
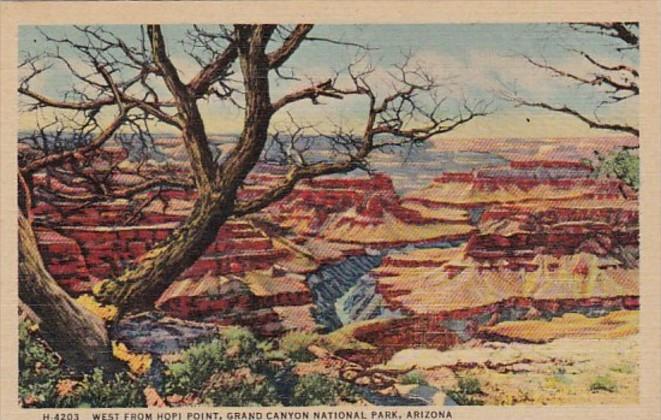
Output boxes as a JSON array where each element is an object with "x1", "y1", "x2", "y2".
[
  {"x1": 96, "y1": 191, "x2": 233, "y2": 313},
  {"x1": 18, "y1": 214, "x2": 120, "y2": 372},
  {"x1": 96, "y1": 26, "x2": 276, "y2": 314}
]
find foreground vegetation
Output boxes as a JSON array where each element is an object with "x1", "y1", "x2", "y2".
[
  {"x1": 19, "y1": 322, "x2": 359, "y2": 408},
  {"x1": 585, "y1": 148, "x2": 640, "y2": 191},
  {"x1": 20, "y1": 309, "x2": 640, "y2": 407},
  {"x1": 19, "y1": 321, "x2": 145, "y2": 408}
]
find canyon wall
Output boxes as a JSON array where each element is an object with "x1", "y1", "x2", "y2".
[{"x1": 30, "y1": 159, "x2": 639, "y2": 351}]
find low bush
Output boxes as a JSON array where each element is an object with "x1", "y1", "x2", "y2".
[
  {"x1": 400, "y1": 370, "x2": 428, "y2": 386},
  {"x1": 74, "y1": 369, "x2": 145, "y2": 408},
  {"x1": 445, "y1": 375, "x2": 484, "y2": 406},
  {"x1": 279, "y1": 331, "x2": 320, "y2": 362},
  {"x1": 164, "y1": 326, "x2": 281, "y2": 406},
  {"x1": 457, "y1": 376, "x2": 482, "y2": 395},
  {"x1": 19, "y1": 321, "x2": 65, "y2": 408},
  {"x1": 610, "y1": 362, "x2": 635, "y2": 375},
  {"x1": 201, "y1": 369, "x2": 280, "y2": 406},
  {"x1": 290, "y1": 374, "x2": 359, "y2": 406},
  {"x1": 590, "y1": 375, "x2": 617, "y2": 393},
  {"x1": 586, "y1": 149, "x2": 640, "y2": 190}
]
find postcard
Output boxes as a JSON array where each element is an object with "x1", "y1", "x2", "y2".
[{"x1": 0, "y1": 1, "x2": 659, "y2": 419}]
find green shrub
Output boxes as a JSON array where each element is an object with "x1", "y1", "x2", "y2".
[
  {"x1": 610, "y1": 362, "x2": 635, "y2": 375},
  {"x1": 445, "y1": 390, "x2": 484, "y2": 406},
  {"x1": 279, "y1": 331, "x2": 320, "y2": 362},
  {"x1": 552, "y1": 372, "x2": 572, "y2": 385},
  {"x1": 594, "y1": 149, "x2": 639, "y2": 191},
  {"x1": 19, "y1": 321, "x2": 64, "y2": 407},
  {"x1": 445, "y1": 376, "x2": 484, "y2": 406},
  {"x1": 457, "y1": 376, "x2": 482, "y2": 395},
  {"x1": 19, "y1": 321, "x2": 145, "y2": 408},
  {"x1": 74, "y1": 368, "x2": 145, "y2": 407},
  {"x1": 201, "y1": 369, "x2": 280, "y2": 406},
  {"x1": 222, "y1": 326, "x2": 260, "y2": 351},
  {"x1": 164, "y1": 339, "x2": 228, "y2": 395},
  {"x1": 164, "y1": 327, "x2": 281, "y2": 406},
  {"x1": 290, "y1": 374, "x2": 359, "y2": 406},
  {"x1": 400, "y1": 370, "x2": 428, "y2": 386},
  {"x1": 590, "y1": 375, "x2": 617, "y2": 393}
]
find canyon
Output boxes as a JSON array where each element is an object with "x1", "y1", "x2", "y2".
[{"x1": 29, "y1": 150, "x2": 640, "y2": 401}]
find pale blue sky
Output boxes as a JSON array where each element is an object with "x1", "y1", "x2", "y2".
[{"x1": 18, "y1": 24, "x2": 638, "y2": 138}]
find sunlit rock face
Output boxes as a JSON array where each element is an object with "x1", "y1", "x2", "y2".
[
  {"x1": 328, "y1": 161, "x2": 638, "y2": 365},
  {"x1": 405, "y1": 167, "x2": 631, "y2": 209},
  {"x1": 373, "y1": 251, "x2": 638, "y2": 314},
  {"x1": 260, "y1": 173, "x2": 476, "y2": 248}
]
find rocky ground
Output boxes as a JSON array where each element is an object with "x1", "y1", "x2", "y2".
[{"x1": 380, "y1": 315, "x2": 639, "y2": 405}]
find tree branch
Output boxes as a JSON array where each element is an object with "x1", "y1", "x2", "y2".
[
  {"x1": 19, "y1": 84, "x2": 181, "y2": 128},
  {"x1": 524, "y1": 56, "x2": 638, "y2": 94},
  {"x1": 271, "y1": 79, "x2": 345, "y2": 111},
  {"x1": 38, "y1": 176, "x2": 194, "y2": 203},
  {"x1": 577, "y1": 50, "x2": 638, "y2": 77},
  {"x1": 18, "y1": 87, "x2": 118, "y2": 111},
  {"x1": 513, "y1": 99, "x2": 639, "y2": 136},
  {"x1": 267, "y1": 24, "x2": 314, "y2": 69},
  {"x1": 148, "y1": 24, "x2": 217, "y2": 192},
  {"x1": 575, "y1": 22, "x2": 639, "y2": 47},
  {"x1": 233, "y1": 160, "x2": 357, "y2": 216},
  {"x1": 187, "y1": 41, "x2": 238, "y2": 96},
  {"x1": 510, "y1": 24, "x2": 639, "y2": 137},
  {"x1": 20, "y1": 110, "x2": 129, "y2": 175}
]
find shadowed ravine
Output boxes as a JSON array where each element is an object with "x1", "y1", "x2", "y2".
[
  {"x1": 306, "y1": 254, "x2": 384, "y2": 332},
  {"x1": 306, "y1": 240, "x2": 467, "y2": 333}
]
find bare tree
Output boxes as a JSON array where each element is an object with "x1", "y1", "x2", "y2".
[
  {"x1": 18, "y1": 24, "x2": 487, "y2": 367},
  {"x1": 503, "y1": 22, "x2": 639, "y2": 137}
]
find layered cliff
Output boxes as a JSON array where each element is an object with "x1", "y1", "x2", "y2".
[
  {"x1": 29, "y1": 156, "x2": 639, "y2": 351},
  {"x1": 31, "y1": 169, "x2": 474, "y2": 336},
  {"x1": 330, "y1": 161, "x2": 639, "y2": 363},
  {"x1": 261, "y1": 173, "x2": 476, "y2": 249}
]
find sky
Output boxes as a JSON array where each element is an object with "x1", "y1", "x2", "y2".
[{"x1": 18, "y1": 24, "x2": 639, "y2": 139}]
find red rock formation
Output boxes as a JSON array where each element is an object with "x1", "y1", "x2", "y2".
[
  {"x1": 262, "y1": 173, "x2": 472, "y2": 247},
  {"x1": 338, "y1": 295, "x2": 639, "y2": 367},
  {"x1": 406, "y1": 161, "x2": 635, "y2": 209},
  {"x1": 29, "y1": 156, "x2": 639, "y2": 345},
  {"x1": 35, "y1": 227, "x2": 93, "y2": 293}
]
